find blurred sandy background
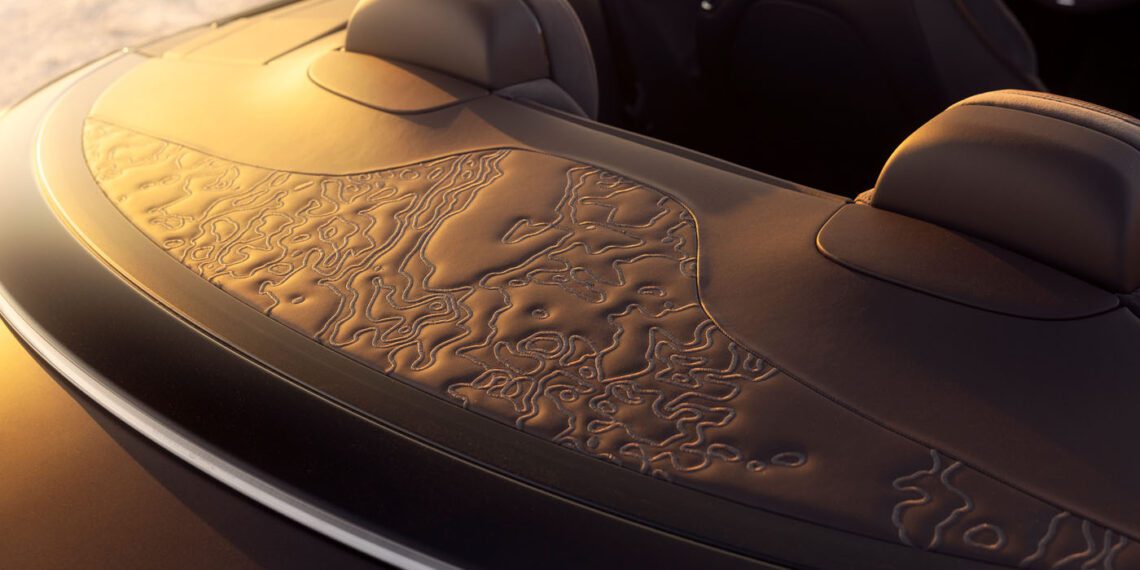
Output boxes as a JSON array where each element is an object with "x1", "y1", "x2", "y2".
[{"x1": 0, "y1": 0, "x2": 266, "y2": 106}]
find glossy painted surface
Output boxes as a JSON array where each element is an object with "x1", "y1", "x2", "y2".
[
  {"x1": 9, "y1": 1, "x2": 1140, "y2": 568},
  {"x1": 0, "y1": 321, "x2": 382, "y2": 569},
  {"x1": 1, "y1": 52, "x2": 783, "y2": 570}
]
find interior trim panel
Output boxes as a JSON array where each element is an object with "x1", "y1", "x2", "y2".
[{"x1": 4, "y1": 1, "x2": 1140, "y2": 568}]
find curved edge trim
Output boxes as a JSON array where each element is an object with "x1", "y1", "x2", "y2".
[
  {"x1": 815, "y1": 204, "x2": 1121, "y2": 321},
  {"x1": 0, "y1": 288, "x2": 455, "y2": 570},
  {"x1": 307, "y1": 51, "x2": 489, "y2": 115},
  {"x1": 5, "y1": 49, "x2": 448, "y2": 569}
]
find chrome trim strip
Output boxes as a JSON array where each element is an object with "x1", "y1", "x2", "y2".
[
  {"x1": 0, "y1": 289, "x2": 453, "y2": 570},
  {"x1": 0, "y1": 43, "x2": 455, "y2": 570}
]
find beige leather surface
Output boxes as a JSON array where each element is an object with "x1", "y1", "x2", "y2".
[
  {"x1": 63, "y1": 5, "x2": 1140, "y2": 567},
  {"x1": 817, "y1": 204, "x2": 1118, "y2": 319},
  {"x1": 82, "y1": 118, "x2": 1135, "y2": 568},
  {"x1": 92, "y1": 53, "x2": 516, "y2": 174},
  {"x1": 345, "y1": 0, "x2": 548, "y2": 89},
  {"x1": 517, "y1": 0, "x2": 599, "y2": 118},
  {"x1": 873, "y1": 90, "x2": 1140, "y2": 293},
  {"x1": 309, "y1": 51, "x2": 488, "y2": 113}
]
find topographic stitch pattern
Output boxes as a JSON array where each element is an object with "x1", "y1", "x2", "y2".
[
  {"x1": 84, "y1": 121, "x2": 779, "y2": 477},
  {"x1": 83, "y1": 119, "x2": 1136, "y2": 568},
  {"x1": 890, "y1": 451, "x2": 1130, "y2": 569}
]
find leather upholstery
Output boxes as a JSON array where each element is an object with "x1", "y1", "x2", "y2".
[
  {"x1": 346, "y1": 0, "x2": 599, "y2": 118},
  {"x1": 873, "y1": 90, "x2": 1140, "y2": 293},
  {"x1": 308, "y1": 52, "x2": 489, "y2": 114},
  {"x1": 816, "y1": 203, "x2": 1119, "y2": 319},
  {"x1": 53, "y1": 3, "x2": 1140, "y2": 566},
  {"x1": 346, "y1": 0, "x2": 547, "y2": 89},
  {"x1": 692, "y1": 0, "x2": 1046, "y2": 194},
  {"x1": 519, "y1": 0, "x2": 599, "y2": 118},
  {"x1": 83, "y1": 119, "x2": 1140, "y2": 568}
]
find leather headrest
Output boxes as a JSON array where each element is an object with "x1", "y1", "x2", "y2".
[
  {"x1": 871, "y1": 90, "x2": 1140, "y2": 293},
  {"x1": 345, "y1": 0, "x2": 598, "y2": 117},
  {"x1": 1027, "y1": 0, "x2": 1135, "y2": 12}
]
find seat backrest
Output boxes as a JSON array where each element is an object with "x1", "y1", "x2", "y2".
[
  {"x1": 697, "y1": 0, "x2": 1045, "y2": 195},
  {"x1": 560, "y1": 0, "x2": 1043, "y2": 195}
]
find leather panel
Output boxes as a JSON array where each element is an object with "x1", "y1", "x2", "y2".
[
  {"x1": 84, "y1": 119, "x2": 1137, "y2": 568},
  {"x1": 308, "y1": 52, "x2": 488, "y2": 114},
  {"x1": 345, "y1": 0, "x2": 548, "y2": 89},
  {"x1": 518, "y1": 0, "x2": 599, "y2": 118},
  {"x1": 873, "y1": 91, "x2": 1140, "y2": 292},
  {"x1": 703, "y1": 173, "x2": 1140, "y2": 544},
  {"x1": 817, "y1": 204, "x2": 1118, "y2": 319}
]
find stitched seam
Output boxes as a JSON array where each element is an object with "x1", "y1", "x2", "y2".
[
  {"x1": 965, "y1": 89, "x2": 1140, "y2": 129},
  {"x1": 958, "y1": 99, "x2": 1140, "y2": 154},
  {"x1": 1014, "y1": 90, "x2": 1140, "y2": 126}
]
